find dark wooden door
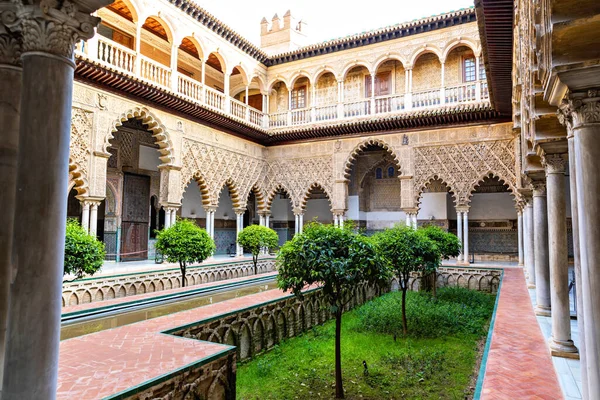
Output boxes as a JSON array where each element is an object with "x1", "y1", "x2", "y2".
[
  {"x1": 121, "y1": 174, "x2": 150, "y2": 261},
  {"x1": 248, "y1": 94, "x2": 263, "y2": 111}
]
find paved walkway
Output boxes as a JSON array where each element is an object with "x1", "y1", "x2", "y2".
[
  {"x1": 481, "y1": 268, "x2": 563, "y2": 399},
  {"x1": 58, "y1": 279, "x2": 299, "y2": 399}
]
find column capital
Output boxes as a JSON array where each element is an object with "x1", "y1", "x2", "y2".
[
  {"x1": 456, "y1": 206, "x2": 470, "y2": 214},
  {"x1": 18, "y1": 1, "x2": 103, "y2": 61},
  {"x1": 233, "y1": 208, "x2": 245, "y2": 216},
  {"x1": 543, "y1": 154, "x2": 568, "y2": 175},
  {"x1": 204, "y1": 205, "x2": 217, "y2": 213},
  {"x1": 532, "y1": 181, "x2": 547, "y2": 197},
  {"x1": 0, "y1": 2, "x2": 22, "y2": 67},
  {"x1": 557, "y1": 89, "x2": 600, "y2": 132}
]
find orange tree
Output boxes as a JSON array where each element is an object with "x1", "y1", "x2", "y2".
[
  {"x1": 372, "y1": 226, "x2": 439, "y2": 335},
  {"x1": 156, "y1": 219, "x2": 215, "y2": 287},
  {"x1": 276, "y1": 223, "x2": 388, "y2": 399}
]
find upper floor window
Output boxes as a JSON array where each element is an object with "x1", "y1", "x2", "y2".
[
  {"x1": 479, "y1": 58, "x2": 486, "y2": 81},
  {"x1": 388, "y1": 166, "x2": 395, "y2": 178},
  {"x1": 376, "y1": 168, "x2": 383, "y2": 179},
  {"x1": 365, "y1": 72, "x2": 391, "y2": 97},
  {"x1": 291, "y1": 86, "x2": 307, "y2": 109},
  {"x1": 463, "y1": 56, "x2": 476, "y2": 82}
]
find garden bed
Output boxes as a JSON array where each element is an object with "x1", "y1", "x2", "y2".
[{"x1": 237, "y1": 287, "x2": 495, "y2": 399}]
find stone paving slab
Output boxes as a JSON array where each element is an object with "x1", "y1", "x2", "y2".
[
  {"x1": 57, "y1": 280, "x2": 296, "y2": 399},
  {"x1": 481, "y1": 268, "x2": 564, "y2": 400}
]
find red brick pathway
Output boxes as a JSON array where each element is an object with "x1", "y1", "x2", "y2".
[
  {"x1": 58, "y1": 276, "x2": 292, "y2": 399},
  {"x1": 481, "y1": 268, "x2": 563, "y2": 399}
]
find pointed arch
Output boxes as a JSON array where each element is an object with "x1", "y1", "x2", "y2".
[
  {"x1": 68, "y1": 158, "x2": 88, "y2": 196},
  {"x1": 240, "y1": 183, "x2": 267, "y2": 212},
  {"x1": 105, "y1": 107, "x2": 175, "y2": 165},
  {"x1": 215, "y1": 178, "x2": 242, "y2": 209},
  {"x1": 467, "y1": 172, "x2": 519, "y2": 205},
  {"x1": 299, "y1": 182, "x2": 333, "y2": 211},
  {"x1": 414, "y1": 175, "x2": 458, "y2": 207},
  {"x1": 343, "y1": 138, "x2": 401, "y2": 179},
  {"x1": 266, "y1": 183, "x2": 295, "y2": 210},
  {"x1": 180, "y1": 171, "x2": 211, "y2": 206}
]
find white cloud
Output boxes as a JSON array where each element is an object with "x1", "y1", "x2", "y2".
[{"x1": 198, "y1": 0, "x2": 475, "y2": 46}]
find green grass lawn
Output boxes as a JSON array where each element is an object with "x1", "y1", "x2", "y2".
[{"x1": 237, "y1": 288, "x2": 495, "y2": 400}]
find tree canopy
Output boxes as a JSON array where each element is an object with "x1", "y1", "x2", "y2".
[
  {"x1": 237, "y1": 225, "x2": 279, "y2": 274},
  {"x1": 64, "y1": 219, "x2": 105, "y2": 279},
  {"x1": 155, "y1": 219, "x2": 215, "y2": 287},
  {"x1": 372, "y1": 226, "x2": 440, "y2": 334},
  {"x1": 277, "y1": 223, "x2": 388, "y2": 399}
]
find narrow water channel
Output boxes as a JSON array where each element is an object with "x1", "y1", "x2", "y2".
[{"x1": 61, "y1": 279, "x2": 278, "y2": 340}]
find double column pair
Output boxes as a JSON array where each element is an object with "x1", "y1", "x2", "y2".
[
  {"x1": 79, "y1": 199, "x2": 102, "y2": 236},
  {"x1": 294, "y1": 212, "x2": 304, "y2": 234},
  {"x1": 456, "y1": 209, "x2": 469, "y2": 264},
  {"x1": 0, "y1": 1, "x2": 111, "y2": 398},
  {"x1": 404, "y1": 211, "x2": 417, "y2": 229},
  {"x1": 333, "y1": 211, "x2": 345, "y2": 228},
  {"x1": 163, "y1": 206, "x2": 179, "y2": 229}
]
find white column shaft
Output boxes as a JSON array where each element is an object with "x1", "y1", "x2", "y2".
[
  {"x1": 518, "y1": 212, "x2": 524, "y2": 266},
  {"x1": 89, "y1": 203, "x2": 98, "y2": 237},
  {"x1": 457, "y1": 211, "x2": 463, "y2": 262},
  {"x1": 81, "y1": 202, "x2": 90, "y2": 233},
  {"x1": 463, "y1": 212, "x2": 469, "y2": 263}
]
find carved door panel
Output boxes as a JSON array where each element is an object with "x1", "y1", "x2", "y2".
[{"x1": 121, "y1": 173, "x2": 150, "y2": 261}]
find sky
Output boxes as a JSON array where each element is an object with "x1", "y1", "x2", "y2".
[{"x1": 197, "y1": 0, "x2": 475, "y2": 46}]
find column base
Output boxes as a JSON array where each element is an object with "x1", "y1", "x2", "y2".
[
  {"x1": 456, "y1": 261, "x2": 471, "y2": 266},
  {"x1": 527, "y1": 283, "x2": 536, "y2": 289},
  {"x1": 534, "y1": 305, "x2": 551, "y2": 317},
  {"x1": 549, "y1": 338, "x2": 579, "y2": 359},
  {"x1": 518, "y1": 263, "x2": 525, "y2": 267}
]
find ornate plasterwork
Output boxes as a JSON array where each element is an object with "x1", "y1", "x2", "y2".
[
  {"x1": 263, "y1": 156, "x2": 334, "y2": 210},
  {"x1": 179, "y1": 138, "x2": 267, "y2": 209},
  {"x1": 413, "y1": 139, "x2": 517, "y2": 206},
  {"x1": 106, "y1": 107, "x2": 175, "y2": 165},
  {"x1": 68, "y1": 107, "x2": 93, "y2": 195},
  {"x1": 543, "y1": 154, "x2": 567, "y2": 175},
  {"x1": 343, "y1": 138, "x2": 401, "y2": 180}
]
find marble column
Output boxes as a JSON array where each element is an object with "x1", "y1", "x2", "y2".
[
  {"x1": 412, "y1": 213, "x2": 417, "y2": 229},
  {"x1": 457, "y1": 211, "x2": 463, "y2": 262},
  {"x1": 545, "y1": 155, "x2": 578, "y2": 356},
  {"x1": 265, "y1": 214, "x2": 270, "y2": 228},
  {"x1": 164, "y1": 208, "x2": 172, "y2": 229},
  {"x1": 517, "y1": 210, "x2": 524, "y2": 266},
  {"x1": 568, "y1": 132, "x2": 587, "y2": 397},
  {"x1": 334, "y1": 214, "x2": 339, "y2": 227},
  {"x1": 170, "y1": 207, "x2": 177, "y2": 227},
  {"x1": 559, "y1": 94, "x2": 600, "y2": 397},
  {"x1": 236, "y1": 211, "x2": 244, "y2": 257},
  {"x1": 405, "y1": 212, "x2": 411, "y2": 227},
  {"x1": 533, "y1": 182, "x2": 551, "y2": 316},
  {"x1": 0, "y1": 20, "x2": 22, "y2": 397},
  {"x1": 80, "y1": 200, "x2": 91, "y2": 233},
  {"x1": 89, "y1": 201, "x2": 99, "y2": 237},
  {"x1": 299, "y1": 213, "x2": 304, "y2": 233},
  {"x1": 2, "y1": 3, "x2": 105, "y2": 398},
  {"x1": 463, "y1": 211, "x2": 469, "y2": 264},
  {"x1": 294, "y1": 214, "x2": 299, "y2": 234},
  {"x1": 525, "y1": 200, "x2": 536, "y2": 288}
]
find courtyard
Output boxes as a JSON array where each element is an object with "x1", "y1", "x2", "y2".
[{"x1": 1, "y1": 0, "x2": 599, "y2": 399}]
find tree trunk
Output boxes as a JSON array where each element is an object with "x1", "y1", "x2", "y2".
[
  {"x1": 401, "y1": 287, "x2": 408, "y2": 335},
  {"x1": 335, "y1": 311, "x2": 345, "y2": 399},
  {"x1": 253, "y1": 253, "x2": 258, "y2": 275},
  {"x1": 432, "y1": 271, "x2": 437, "y2": 298},
  {"x1": 180, "y1": 262, "x2": 186, "y2": 287}
]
